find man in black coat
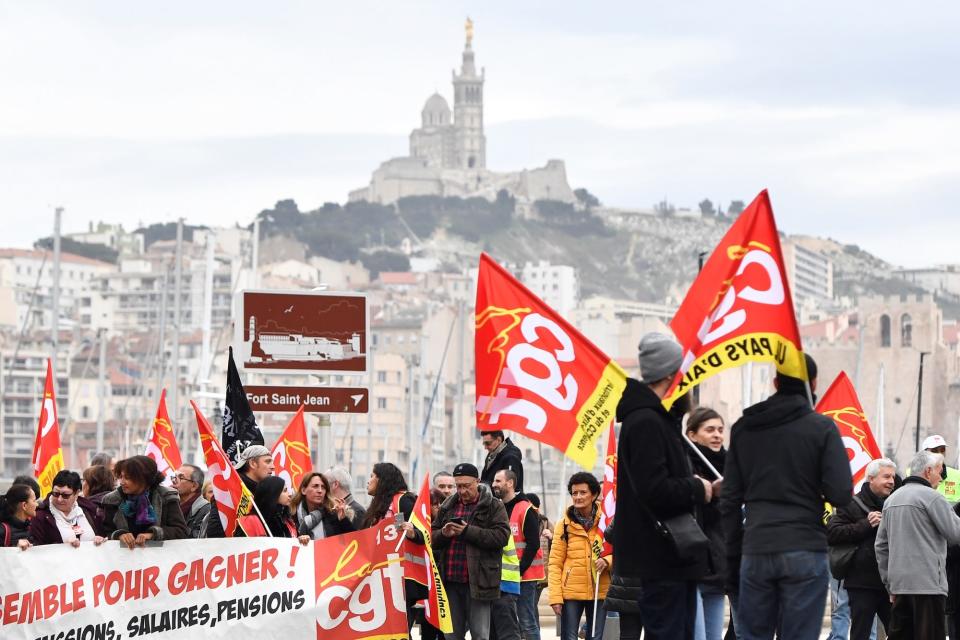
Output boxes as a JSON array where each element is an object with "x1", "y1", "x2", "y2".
[
  {"x1": 203, "y1": 444, "x2": 274, "y2": 538},
  {"x1": 720, "y1": 354, "x2": 853, "y2": 640},
  {"x1": 826, "y1": 458, "x2": 897, "y2": 640},
  {"x1": 606, "y1": 332, "x2": 713, "y2": 640},
  {"x1": 480, "y1": 430, "x2": 524, "y2": 493}
]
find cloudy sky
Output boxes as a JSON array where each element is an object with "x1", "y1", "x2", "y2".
[{"x1": 1, "y1": 2, "x2": 957, "y2": 267}]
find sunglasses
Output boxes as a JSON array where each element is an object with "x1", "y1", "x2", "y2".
[{"x1": 50, "y1": 491, "x2": 75, "y2": 499}]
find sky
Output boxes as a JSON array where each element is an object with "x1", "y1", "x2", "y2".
[{"x1": 1, "y1": 2, "x2": 958, "y2": 268}]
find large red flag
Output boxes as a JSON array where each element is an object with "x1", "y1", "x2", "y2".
[
  {"x1": 406, "y1": 474, "x2": 453, "y2": 634},
  {"x1": 816, "y1": 372, "x2": 882, "y2": 489},
  {"x1": 144, "y1": 388, "x2": 183, "y2": 485},
  {"x1": 475, "y1": 253, "x2": 627, "y2": 468},
  {"x1": 271, "y1": 405, "x2": 312, "y2": 493},
  {"x1": 665, "y1": 190, "x2": 806, "y2": 408},
  {"x1": 192, "y1": 400, "x2": 253, "y2": 537},
  {"x1": 32, "y1": 359, "x2": 64, "y2": 498},
  {"x1": 598, "y1": 423, "x2": 617, "y2": 556}
]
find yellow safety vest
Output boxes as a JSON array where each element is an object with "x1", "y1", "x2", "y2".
[
  {"x1": 940, "y1": 466, "x2": 960, "y2": 504},
  {"x1": 500, "y1": 533, "x2": 521, "y2": 595}
]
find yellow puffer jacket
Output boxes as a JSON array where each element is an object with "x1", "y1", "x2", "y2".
[{"x1": 547, "y1": 506, "x2": 613, "y2": 605}]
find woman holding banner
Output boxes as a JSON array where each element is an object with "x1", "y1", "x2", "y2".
[
  {"x1": 28, "y1": 470, "x2": 107, "y2": 547},
  {"x1": 101, "y1": 455, "x2": 188, "y2": 547},
  {"x1": 292, "y1": 472, "x2": 355, "y2": 539}
]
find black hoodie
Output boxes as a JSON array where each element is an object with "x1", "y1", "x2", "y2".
[
  {"x1": 611, "y1": 378, "x2": 708, "y2": 581},
  {"x1": 720, "y1": 389, "x2": 852, "y2": 560}
]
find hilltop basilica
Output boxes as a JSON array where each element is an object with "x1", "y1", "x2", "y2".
[{"x1": 349, "y1": 19, "x2": 575, "y2": 206}]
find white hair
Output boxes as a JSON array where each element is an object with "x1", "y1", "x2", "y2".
[
  {"x1": 910, "y1": 450, "x2": 944, "y2": 476},
  {"x1": 324, "y1": 465, "x2": 352, "y2": 492},
  {"x1": 865, "y1": 458, "x2": 897, "y2": 480}
]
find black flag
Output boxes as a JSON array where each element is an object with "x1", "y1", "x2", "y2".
[{"x1": 222, "y1": 346, "x2": 264, "y2": 465}]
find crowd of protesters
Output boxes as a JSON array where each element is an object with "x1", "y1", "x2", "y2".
[{"x1": 6, "y1": 333, "x2": 960, "y2": 640}]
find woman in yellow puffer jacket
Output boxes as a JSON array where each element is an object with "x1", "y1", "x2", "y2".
[{"x1": 548, "y1": 472, "x2": 613, "y2": 640}]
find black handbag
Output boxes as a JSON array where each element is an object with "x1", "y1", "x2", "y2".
[
  {"x1": 828, "y1": 495, "x2": 869, "y2": 579},
  {"x1": 646, "y1": 507, "x2": 710, "y2": 563}
]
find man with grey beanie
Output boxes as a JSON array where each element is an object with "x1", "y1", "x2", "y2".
[{"x1": 604, "y1": 332, "x2": 712, "y2": 640}]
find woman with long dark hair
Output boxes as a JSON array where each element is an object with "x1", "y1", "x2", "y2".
[
  {"x1": 1, "y1": 484, "x2": 37, "y2": 548},
  {"x1": 362, "y1": 462, "x2": 429, "y2": 635},
  {"x1": 101, "y1": 455, "x2": 188, "y2": 548},
  {"x1": 292, "y1": 472, "x2": 354, "y2": 540}
]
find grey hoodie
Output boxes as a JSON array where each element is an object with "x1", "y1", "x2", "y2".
[{"x1": 876, "y1": 476, "x2": 960, "y2": 595}]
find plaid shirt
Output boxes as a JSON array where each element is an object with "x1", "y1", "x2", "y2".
[{"x1": 444, "y1": 498, "x2": 480, "y2": 583}]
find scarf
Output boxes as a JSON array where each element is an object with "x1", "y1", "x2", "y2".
[
  {"x1": 484, "y1": 439, "x2": 508, "y2": 471},
  {"x1": 120, "y1": 492, "x2": 157, "y2": 527},
  {"x1": 571, "y1": 503, "x2": 597, "y2": 532}
]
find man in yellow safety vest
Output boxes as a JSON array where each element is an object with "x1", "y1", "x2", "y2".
[
  {"x1": 922, "y1": 435, "x2": 960, "y2": 504},
  {"x1": 494, "y1": 469, "x2": 544, "y2": 640}
]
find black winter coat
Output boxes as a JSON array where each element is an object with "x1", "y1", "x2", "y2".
[
  {"x1": 481, "y1": 438, "x2": 524, "y2": 493},
  {"x1": 1, "y1": 516, "x2": 30, "y2": 546},
  {"x1": 690, "y1": 442, "x2": 727, "y2": 590},
  {"x1": 720, "y1": 388, "x2": 852, "y2": 591},
  {"x1": 826, "y1": 484, "x2": 887, "y2": 590},
  {"x1": 609, "y1": 379, "x2": 708, "y2": 585}
]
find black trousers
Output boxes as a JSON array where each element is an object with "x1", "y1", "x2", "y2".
[
  {"x1": 887, "y1": 593, "x2": 945, "y2": 640},
  {"x1": 846, "y1": 587, "x2": 890, "y2": 640}
]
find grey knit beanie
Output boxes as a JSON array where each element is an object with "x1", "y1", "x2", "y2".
[{"x1": 637, "y1": 332, "x2": 683, "y2": 384}]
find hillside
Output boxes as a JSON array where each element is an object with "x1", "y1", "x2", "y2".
[{"x1": 253, "y1": 195, "x2": 916, "y2": 304}]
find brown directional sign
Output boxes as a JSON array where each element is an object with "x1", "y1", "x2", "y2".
[
  {"x1": 234, "y1": 289, "x2": 369, "y2": 375},
  {"x1": 244, "y1": 386, "x2": 369, "y2": 414}
]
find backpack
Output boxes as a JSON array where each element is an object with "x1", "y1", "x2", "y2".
[
  {"x1": 828, "y1": 496, "x2": 870, "y2": 580},
  {"x1": 1, "y1": 522, "x2": 12, "y2": 547}
]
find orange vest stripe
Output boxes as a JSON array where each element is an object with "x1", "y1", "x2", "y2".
[{"x1": 510, "y1": 500, "x2": 545, "y2": 581}]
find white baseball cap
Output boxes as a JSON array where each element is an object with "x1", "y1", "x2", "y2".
[{"x1": 922, "y1": 435, "x2": 947, "y2": 450}]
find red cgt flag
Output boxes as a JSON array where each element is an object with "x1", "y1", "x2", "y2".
[
  {"x1": 271, "y1": 405, "x2": 312, "y2": 493},
  {"x1": 192, "y1": 400, "x2": 253, "y2": 537},
  {"x1": 475, "y1": 253, "x2": 627, "y2": 468},
  {"x1": 406, "y1": 474, "x2": 453, "y2": 634},
  {"x1": 144, "y1": 388, "x2": 183, "y2": 485},
  {"x1": 816, "y1": 371, "x2": 882, "y2": 489},
  {"x1": 598, "y1": 422, "x2": 617, "y2": 556},
  {"x1": 32, "y1": 359, "x2": 64, "y2": 498},
  {"x1": 666, "y1": 190, "x2": 807, "y2": 408}
]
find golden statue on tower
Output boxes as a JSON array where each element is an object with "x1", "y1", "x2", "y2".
[{"x1": 465, "y1": 17, "x2": 474, "y2": 45}]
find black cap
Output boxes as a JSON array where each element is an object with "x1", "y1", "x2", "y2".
[{"x1": 452, "y1": 463, "x2": 479, "y2": 478}]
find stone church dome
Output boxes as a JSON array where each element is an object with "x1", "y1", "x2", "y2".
[{"x1": 421, "y1": 93, "x2": 451, "y2": 127}]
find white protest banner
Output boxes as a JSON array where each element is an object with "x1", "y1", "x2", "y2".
[{"x1": 0, "y1": 520, "x2": 408, "y2": 640}]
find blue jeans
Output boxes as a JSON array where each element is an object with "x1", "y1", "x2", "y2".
[
  {"x1": 517, "y1": 582, "x2": 541, "y2": 640},
  {"x1": 828, "y1": 578, "x2": 850, "y2": 640},
  {"x1": 738, "y1": 551, "x2": 829, "y2": 640},
  {"x1": 695, "y1": 585, "x2": 726, "y2": 640},
  {"x1": 560, "y1": 600, "x2": 605, "y2": 640}
]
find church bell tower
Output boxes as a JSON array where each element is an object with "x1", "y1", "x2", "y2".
[{"x1": 452, "y1": 17, "x2": 486, "y2": 170}]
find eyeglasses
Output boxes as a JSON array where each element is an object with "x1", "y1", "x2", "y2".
[
  {"x1": 50, "y1": 491, "x2": 75, "y2": 499},
  {"x1": 173, "y1": 474, "x2": 195, "y2": 483}
]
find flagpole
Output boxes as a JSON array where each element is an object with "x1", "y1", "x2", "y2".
[
  {"x1": 249, "y1": 499, "x2": 273, "y2": 538},
  {"x1": 590, "y1": 568, "x2": 602, "y2": 639},
  {"x1": 683, "y1": 432, "x2": 723, "y2": 481}
]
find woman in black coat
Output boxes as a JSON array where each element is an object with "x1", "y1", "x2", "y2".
[
  {"x1": 686, "y1": 406, "x2": 729, "y2": 640},
  {"x1": 1, "y1": 483, "x2": 37, "y2": 547}
]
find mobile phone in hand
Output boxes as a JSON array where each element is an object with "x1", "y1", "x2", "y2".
[
  {"x1": 394, "y1": 513, "x2": 406, "y2": 527},
  {"x1": 452, "y1": 517, "x2": 467, "y2": 526}
]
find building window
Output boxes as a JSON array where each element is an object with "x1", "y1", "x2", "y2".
[
  {"x1": 901, "y1": 314, "x2": 912, "y2": 347},
  {"x1": 880, "y1": 314, "x2": 891, "y2": 347},
  {"x1": 377, "y1": 371, "x2": 387, "y2": 383},
  {"x1": 377, "y1": 397, "x2": 387, "y2": 410}
]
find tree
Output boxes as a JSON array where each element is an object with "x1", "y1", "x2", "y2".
[
  {"x1": 654, "y1": 199, "x2": 676, "y2": 217},
  {"x1": 698, "y1": 199, "x2": 715, "y2": 216},
  {"x1": 727, "y1": 200, "x2": 746, "y2": 217},
  {"x1": 574, "y1": 188, "x2": 600, "y2": 209},
  {"x1": 361, "y1": 250, "x2": 410, "y2": 278}
]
